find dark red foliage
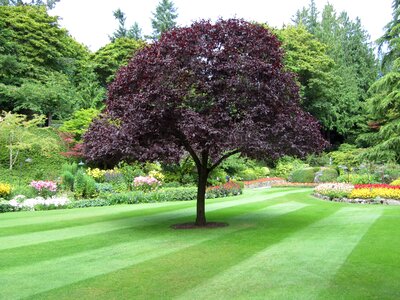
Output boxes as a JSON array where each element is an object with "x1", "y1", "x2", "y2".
[
  {"x1": 59, "y1": 132, "x2": 83, "y2": 158},
  {"x1": 84, "y1": 19, "x2": 327, "y2": 225},
  {"x1": 84, "y1": 19, "x2": 326, "y2": 166}
]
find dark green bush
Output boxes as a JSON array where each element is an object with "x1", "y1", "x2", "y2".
[
  {"x1": 290, "y1": 168, "x2": 316, "y2": 183},
  {"x1": 84, "y1": 176, "x2": 97, "y2": 198}
]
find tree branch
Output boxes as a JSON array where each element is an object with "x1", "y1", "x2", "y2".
[
  {"x1": 174, "y1": 130, "x2": 202, "y2": 168},
  {"x1": 208, "y1": 148, "x2": 241, "y2": 172}
]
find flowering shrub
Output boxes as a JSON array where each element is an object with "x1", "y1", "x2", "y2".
[
  {"x1": 9, "y1": 195, "x2": 70, "y2": 211},
  {"x1": 148, "y1": 170, "x2": 165, "y2": 182},
  {"x1": 86, "y1": 168, "x2": 107, "y2": 182},
  {"x1": 349, "y1": 184, "x2": 400, "y2": 200},
  {"x1": 314, "y1": 183, "x2": 354, "y2": 199},
  {"x1": 0, "y1": 183, "x2": 11, "y2": 198},
  {"x1": 30, "y1": 180, "x2": 57, "y2": 197},
  {"x1": 206, "y1": 181, "x2": 243, "y2": 198},
  {"x1": 133, "y1": 176, "x2": 161, "y2": 192}
]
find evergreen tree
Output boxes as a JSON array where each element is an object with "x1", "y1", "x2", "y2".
[
  {"x1": 109, "y1": 8, "x2": 142, "y2": 41},
  {"x1": 358, "y1": 0, "x2": 400, "y2": 162},
  {"x1": 150, "y1": 0, "x2": 178, "y2": 39},
  {"x1": 292, "y1": 1, "x2": 377, "y2": 143}
]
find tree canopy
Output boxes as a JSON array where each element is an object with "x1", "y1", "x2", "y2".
[
  {"x1": 0, "y1": 5, "x2": 103, "y2": 123},
  {"x1": 84, "y1": 19, "x2": 326, "y2": 225},
  {"x1": 150, "y1": 0, "x2": 178, "y2": 39}
]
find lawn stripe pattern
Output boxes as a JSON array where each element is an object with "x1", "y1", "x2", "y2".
[
  {"x1": 0, "y1": 200, "x2": 307, "y2": 299},
  {"x1": 0, "y1": 189, "x2": 300, "y2": 250},
  {"x1": 177, "y1": 207, "x2": 383, "y2": 299},
  {"x1": 1, "y1": 188, "x2": 397, "y2": 300}
]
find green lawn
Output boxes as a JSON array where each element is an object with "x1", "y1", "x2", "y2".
[{"x1": 1, "y1": 187, "x2": 400, "y2": 299}]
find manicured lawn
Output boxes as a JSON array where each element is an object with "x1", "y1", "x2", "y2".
[{"x1": 1, "y1": 187, "x2": 400, "y2": 299}]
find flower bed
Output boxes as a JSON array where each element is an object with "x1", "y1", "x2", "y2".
[
  {"x1": 349, "y1": 184, "x2": 400, "y2": 200},
  {"x1": 243, "y1": 177, "x2": 285, "y2": 188},
  {"x1": 313, "y1": 183, "x2": 400, "y2": 205},
  {"x1": 206, "y1": 181, "x2": 243, "y2": 198},
  {"x1": 272, "y1": 182, "x2": 318, "y2": 188}
]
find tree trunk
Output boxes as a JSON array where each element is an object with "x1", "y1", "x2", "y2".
[
  {"x1": 195, "y1": 166, "x2": 208, "y2": 226},
  {"x1": 46, "y1": 113, "x2": 53, "y2": 127}
]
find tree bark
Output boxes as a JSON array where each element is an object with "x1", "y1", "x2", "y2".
[{"x1": 195, "y1": 165, "x2": 208, "y2": 226}]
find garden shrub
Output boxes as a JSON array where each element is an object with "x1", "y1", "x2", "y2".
[
  {"x1": 61, "y1": 171, "x2": 75, "y2": 191},
  {"x1": 68, "y1": 198, "x2": 112, "y2": 208},
  {"x1": 208, "y1": 168, "x2": 228, "y2": 185},
  {"x1": 254, "y1": 166, "x2": 270, "y2": 178},
  {"x1": 206, "y1": 181, "x2": 243, "y2": 198},
  {"x1": 0, "y1": 183, "x2": 11, "y2": 198},
  {"x1": 337, "y1": 173, "x2": 379, "y2": 184},
  {"x1": 95, "y1": 182, "x2": 114, "y2": 194},
  {"x1": 84, "y1": 176, "x2": 97, "y2": 198},
  {"x1": 274, "y1": 156, "x2": 307, "y2": 179},
  {"x1": 329, "y1": 143, "x2": 365, "y2": 168},
  {"x1": 0, "y1": 200, "x2": 15, "y2": 213},
  {"x1": 237, "y1": 168, "x2": 258, "y2": 181},
  {"x1": 317, "y1": 168, "x2": 339, "y2": 182},
  {"x1": 289, "y1": 168, "x2": 316, "y2": 183},
  {"x1": 73, "y1": 170, "x2": 87, "y2": 198},
  {"x1": 9, "y1": 185, "x2": 37, "y2": 199}
]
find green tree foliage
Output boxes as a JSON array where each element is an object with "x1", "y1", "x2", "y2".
[
  {"x1": 92, "y1": 38, "x2": 145, "y2": 87},
  {"x1": 358, "y1": 1, "x2": 400, "y2": 163},
  {"x1": 109, "y1": 8, "x2": 142, "y2": 42},
  {"x1": 59, "y1": 108, "x2": 100, "y2": 141},
  {"x1": 278, "y1": 25, "x2": 339, "y2": 133},
  {"x1": 0, "y1": 6, "x2": 104, "y2": 120},
  {"x1": 293, "y1": 2, "x2": 377, "y2": 141},
  {"x1": 0, "y1": 112, "x2": 61, "y2": 170},
  {"x1": 150, "y1": 0, "x2": 178, "y2": 39},
  {"x1": 0, "y1": 0, "x2": 59, "y2": 9}
]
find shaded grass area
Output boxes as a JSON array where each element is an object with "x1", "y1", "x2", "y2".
[{"x1": 1, "y1": 188, "x2": 399, "y2": 299}]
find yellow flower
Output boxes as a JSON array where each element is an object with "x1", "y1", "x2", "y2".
[{"x1": 0, "y1": 183, "x2": 11, "y2": 198}]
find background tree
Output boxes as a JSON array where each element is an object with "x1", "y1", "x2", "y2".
[
  {"x1": 278, "y1": 25, "x2": 340, "y2": 136},
  {"x1": 150, "y1": 0, "x2": 178, "y2": 40},
  {"x1": 293, "y1": 2, "x2": 377, "y2": 143},
  {"x1": 358, "y1": 0, "x2": 400, "y2": 163},
  {"x1": 0, "y1": 112, "x2": 60, "y2": 170},
  {"x1": 84, "y1": 19, "x2": 326, "y2": 226},
  {"x1": 92, "y1": 37, "x2": 145, "y2": 87},
  {"x1": 0, "y1": 5, "x2": 102, "y2": 121},
  {"x1": 0, "y1": 0, "x2": 59, "y2": 9},
  {"x1": 109, "y1": 8, "x2": 142, "y2": 42}
]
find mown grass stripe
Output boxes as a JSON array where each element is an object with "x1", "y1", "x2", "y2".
[
  {"x1": 178, "y1": 206, "x2": 383, "y2": 300},
  {"x1": 0, "y1": 189, "x2": 303, "y2": 250},
  {"x1": 0, "y1": 193, "x2": 309, "y2": 270},
  {"x1": 0, "y1": 201, "x2": 307, "y2": 300},
  {"x1": 0, "y1": 189, "x2": 291, "y2": 235}
]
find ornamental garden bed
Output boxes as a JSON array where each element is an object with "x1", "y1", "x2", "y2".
[{"x1": 313, "y1": 183, "x2": 400, "y2": 205}]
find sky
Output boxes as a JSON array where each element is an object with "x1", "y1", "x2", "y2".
[{"x1": 50, "y1": 0, "x2": 393, "y2": 51}]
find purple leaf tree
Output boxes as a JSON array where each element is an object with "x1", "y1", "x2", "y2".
[{"x1": 84, "y1": 19, "x2": 327, "y2": 226}]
